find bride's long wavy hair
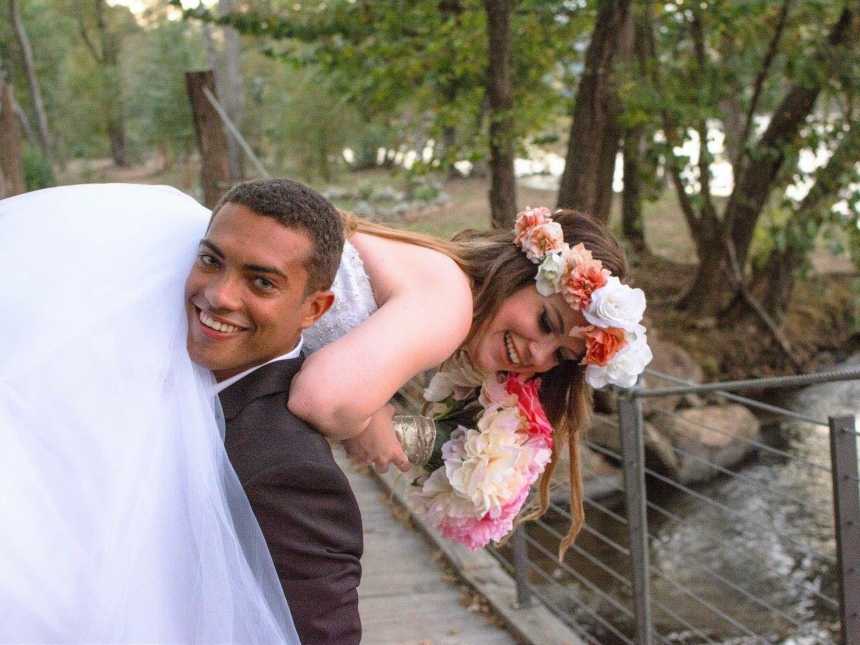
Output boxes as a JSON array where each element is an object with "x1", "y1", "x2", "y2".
[{"x1": 341, "y1": 209, "x2": 627, "y2": 558}]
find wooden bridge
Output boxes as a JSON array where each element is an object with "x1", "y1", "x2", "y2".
[{"x1": 335, "y1": 449, "x2": 580, "y2": 645}]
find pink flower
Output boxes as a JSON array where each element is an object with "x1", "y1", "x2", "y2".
[
  {"x1": 504, "y1": 375, "x2": 554, "y2": 440},
  {"x1": 437, "y1": 487, "x2": 530, "y2": 550},
  {"x1": 520, "y1": 222, "x2": 565, "y2": 263},
  {"x1": 513, "y1": 206, "x2": 552, "y2": 245},
  {"x1": 413, "y1": 372, "x2": 558, "y2": 551},
  {"x1": 561, "y1": 243, "x2": 608, "y2": 310},
  {"x1": 577, "y1": 325, "x2": 627, "y2": 367}
]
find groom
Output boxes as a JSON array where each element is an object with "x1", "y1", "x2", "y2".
[{"x1": 184, "y1": 178, "x2": 363, "y2": 644}]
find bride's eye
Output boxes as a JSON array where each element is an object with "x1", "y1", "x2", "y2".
[{"x1": 539, "y1": 309, "x2": 553, "y2": 334}]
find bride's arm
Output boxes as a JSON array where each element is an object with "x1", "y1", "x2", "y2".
[{"x1": 288, "y1": 258, "x2": 473, "y2": 441}]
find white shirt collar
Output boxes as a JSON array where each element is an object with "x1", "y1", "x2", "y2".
[{"x1": 213, "y1": 336, "x2": 304, "y2": 394}]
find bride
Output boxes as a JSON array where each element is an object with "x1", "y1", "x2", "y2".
[{"x1": 0, "y1": 180, "x2": 648, "y2": 642}]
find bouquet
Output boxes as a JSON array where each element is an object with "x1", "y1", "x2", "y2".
[{"x1": 411, "y1": 373, "x2": 554, "y2": 550}]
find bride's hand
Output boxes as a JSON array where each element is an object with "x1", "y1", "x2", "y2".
[{"x1": 342, "y1": 405, "x2": 410, "y2": 473}]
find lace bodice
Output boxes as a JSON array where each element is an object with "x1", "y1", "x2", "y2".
[{"x1": 304, "y1": 240, "x2": 378, "y2": 354}]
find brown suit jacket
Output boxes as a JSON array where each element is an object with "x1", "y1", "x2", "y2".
[{"x1": 219, "y1": 357, "x2": 363, "y2": 645}]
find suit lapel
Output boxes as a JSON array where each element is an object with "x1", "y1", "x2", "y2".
[{"x1": 218, "y1": 356, "x2": 305, "y2": 421}]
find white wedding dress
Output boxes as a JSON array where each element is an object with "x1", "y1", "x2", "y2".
[{"x1": 0, "y1": 184, "x2": 313, "y2": 644}]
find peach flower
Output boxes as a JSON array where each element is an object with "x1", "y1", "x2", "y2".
[
  {"x1": 521, "y1": 222, "x2": 565, "y2": 263},
  {"x1": 513, "y1": 206, "x2": 552, "y2": 245},
  {"x1": 561, "y1": 243, "x2": 609, "y2": 310}
]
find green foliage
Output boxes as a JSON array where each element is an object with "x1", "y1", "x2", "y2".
[
  {"x1": 125, "y1": 20, "x2": 206, "y2": 164},
  {"x1": 23, "y1": 146, "x2": 55, "y2": 190},
  {"x1": 1, "y1": 0, "x2": 141, "y2": 161},
  {"x1": 174, "y1": 0, "x2": 585, "y2": 171}
]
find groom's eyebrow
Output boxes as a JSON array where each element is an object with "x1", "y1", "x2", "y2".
[
  {"x1": 200, "y1": 239, "x2": 288, "y2": 281},
  {"x1": 200, "y1": 240, "x2": 224, "y2": 258}
]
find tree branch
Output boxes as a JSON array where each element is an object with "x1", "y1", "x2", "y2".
[
  {"x1": 735, "y1": 0, "x2": 792, "y2": 171},
  {"x1": 77, "y1": 3, "x2": 102, "y2": 62},
  {"x1": 723, "y1": 236, "x2": 801, "y2": 369},
  {"x1": 688, "y1": 7, "x2": 719, "y2": 224},
  {"x1": 726, "y1": 7, "x2": 857, "y2": 266},
  {"x1": 641, "y1": 4, "x2": 701, "y2": 235}
]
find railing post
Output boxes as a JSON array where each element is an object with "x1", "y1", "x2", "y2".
[
  {"x1": 829, "y1": 415, "x2": 860, "y2": 645},
  {"x1": 619, "y1": 392, "x2": 653, "y2": 645},
  {"x1": 512, "y1": 525, "x2": 532, "y2": 608}
]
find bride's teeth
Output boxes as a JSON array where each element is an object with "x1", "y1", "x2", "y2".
[{"x1": 505, "y1": 332, "x2": 521, "y2": 365}]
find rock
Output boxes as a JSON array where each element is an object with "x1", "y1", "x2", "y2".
[
  {"x1": 580, "y1": 444, "x2": 624, "y2": 499},
  {"x1": 372, "y1": 185, "x2": 406, "y2": 203},
  {"x1": 592, "y1": 388, "x2": 618, "y2": 415},
  {"x1": 651, "y1": 404, "x2": 760, "y2": 485},
  {"x1": 321, "y1": 186, "x2": 353, "y2": 201},
  {"x1": 587, "y1": 413, "x2": 680, "y2": 478},
  {"x1": 548, "y1": 441, "x2": 623, "y2": 504},
  {"x1": 352, "y1": 200, "x2": 374, "y2": 217},
  {"x1": 640, "y1": 338, "x2": 705, "y2": 417}
]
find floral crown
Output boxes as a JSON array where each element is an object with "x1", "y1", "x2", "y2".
[{"x1": 514, "y1": 207, "x2": 652, "y2": 389}]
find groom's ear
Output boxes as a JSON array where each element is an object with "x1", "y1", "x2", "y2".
[{"x1": 299, "y1": 290, "x2": 335, "y2": 330}]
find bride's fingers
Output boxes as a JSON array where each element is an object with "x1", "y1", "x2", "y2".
[
  {"x1": 391, "y1": 445, "x2": 410, "y2": 473},
  {"x1": 393, "y1": 454, "x2": 411, "y2": 473}
]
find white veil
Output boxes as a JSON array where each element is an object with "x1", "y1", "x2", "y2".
[{"x1": 0, "y1": 184, "x2": 299, "y2": 644}]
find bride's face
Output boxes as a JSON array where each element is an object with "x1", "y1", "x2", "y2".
[
  {"x1": 466, "y1": 285, "x2": 586, "y2": 377},
  {"x1": 184, "y1": 203, "x2": 332, "y2": 381}
]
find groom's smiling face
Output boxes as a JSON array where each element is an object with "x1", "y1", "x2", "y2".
[{"x1": 184, "y1": 202, "x2": 333, "y2": 381}]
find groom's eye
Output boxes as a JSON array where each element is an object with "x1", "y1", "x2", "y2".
[
  {"x1": 199, "y1": 253, "x2": 219, "y2": 268},
  {"x1": 253, "y1": 276, "x2": 274, "y2": 291}
]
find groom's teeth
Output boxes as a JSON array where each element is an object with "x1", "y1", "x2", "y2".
[
  {"x1": 505, "y1": 332, "x2": 521, "y2": 365},
  {"x1": 199, "y1": 310, "x2": 241, "y2": 333}
]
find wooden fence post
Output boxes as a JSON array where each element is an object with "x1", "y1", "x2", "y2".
[
  {"x1": 0, "y1": 80, "x2": 26, "y2": 197},
  {"x1": 185, "y1": 70, "x2": 231, "y2": 208}
]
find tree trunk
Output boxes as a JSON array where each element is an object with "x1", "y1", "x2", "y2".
[
  {"x1": 0, "y1": 81, "x2": 26, "y2": 197},
  {"x1": 621, "y1": 124, "x2": 646, "y2": 253},
  {"x1": 556, "y1": 0, "x2": 632, "y2": 222},
  {"x1": 186, "y1": 71, "x2": 231, "y2": 208},
  {"x1": 96, "y1": 0, "x2": 127, "y2": 167},
  {"x1": 215, "y1": 0, "x2": 245, "y2": 182},
  {"x1": 483, "y1": 0, "x2": 517, "y2": 229},
  {"x1": 107, "y1": 119, "x2": 126, "y2": 166},
  {"x1": 9, "y1": 0, "x2": 51, "y2": 162},
  {"x1": 621, "y1": 8, "x2": 648, "y2": 252}
]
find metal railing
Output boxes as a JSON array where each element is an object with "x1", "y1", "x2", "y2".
[{"x1": 491, "y1": 365, "x2": 860, "y2": 644}]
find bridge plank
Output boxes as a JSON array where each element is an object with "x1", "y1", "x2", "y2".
[{"x1": 335, "y1": 450, "x2": 519, "y2": 645}]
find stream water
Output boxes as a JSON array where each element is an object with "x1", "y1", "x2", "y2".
[{"x1": 522, "y1": 356, "x2": 860, "y2": 644}]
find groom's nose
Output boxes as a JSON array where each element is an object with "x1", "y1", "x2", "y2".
[{"x1": 203, "y1": 272, "x2": 242, "y2": 311}]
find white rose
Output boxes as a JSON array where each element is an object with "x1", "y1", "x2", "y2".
[
  {"x1": 583, "y1": 276, "x2": 646, "y2": 331},
  {"x1": 535, "y1": 252, "x2": 565, "y2": 297},
  {"x1": 444, "y1": 423, "x2": 525, "y2": 516},
  {"x1": 585, "y1": 327, "x2": 652, "y2": 389}
]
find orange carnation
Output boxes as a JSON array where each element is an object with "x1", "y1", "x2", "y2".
[
  {"x1": 513, "y1": 207, "x2": 552, "y2": 245},
  {"x1": 580, "y1": 325, "x2": 627, "y2": 367}
]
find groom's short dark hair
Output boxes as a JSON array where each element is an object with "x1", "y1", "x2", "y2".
[{"x1": 211, "y1": 178, "x2": 344, "y2": 293}]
